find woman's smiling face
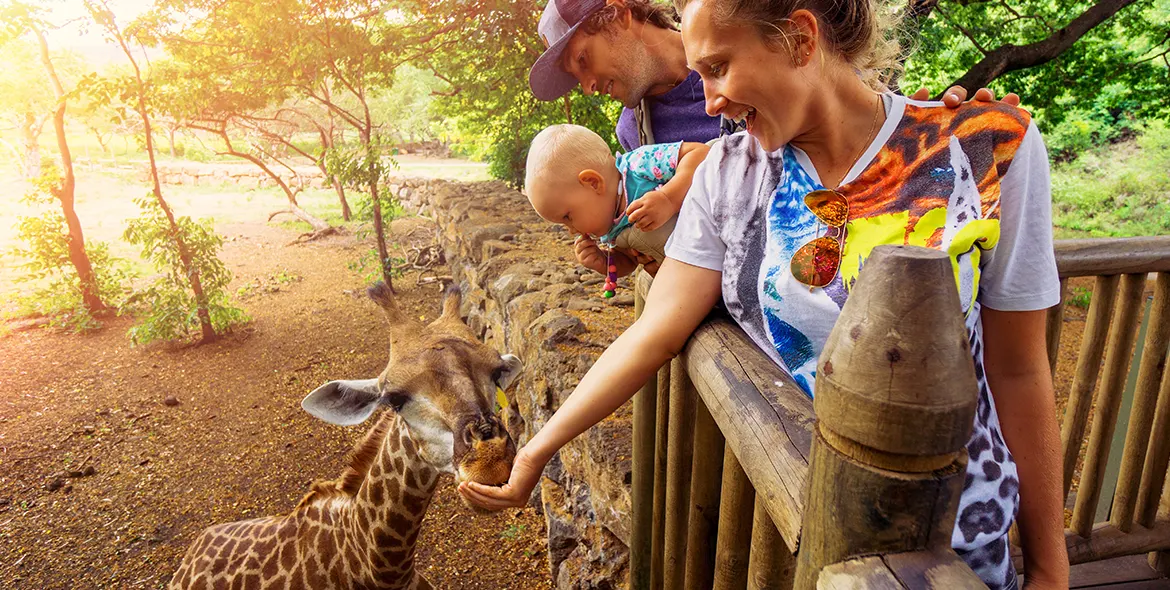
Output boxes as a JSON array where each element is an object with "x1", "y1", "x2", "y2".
[{"x1": 680, "y1": 0, "x2": 813, "y2": 152}]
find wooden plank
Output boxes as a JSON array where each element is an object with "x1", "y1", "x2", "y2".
[
  {"x1": 1054, "y1": 237, "x2": 1170, "y2": 278},
  {"x1": 883, "y1": 550, "x2": 989, "y2": 588},
  {"x1": 651, "y1": 362, "x2": 671, "y2": 590},
  {"x1": 747, "y1": 497, "x2": 795, "y2": 590},
  {"x1": 1074, "y1": 273, "x2": 1148, "y2": 537},
  {"x1": 816, "y1": 557, "x2": 903, "y2": 590},
  {"x1": 1137, "y1": 275, "x2": 1170, "y2": 528},
  {"x1": 1114, "y1": 274, "x2": 1170, "y2": 531},
  {"x1": 817, "y1": 552, "x2": 987, "y2": 589},
  {"x1": 1048, "y1": 278, "x2": 1069, "y2": 379},
  {"x1": 1068, "y1": 554, "x2": 1165, "y2": 588},
  {"x1": 684, "y1": 399, "x2": 725, "y2": 590},
  {"x1": 1063, "y1": 274, "x2": 1122, "y2": 499},
  {"x1": 713, "y1": 447, "x2": 755, "y2": 590},
  {"x1": 664, "y1": 356, "x2": 698, "y2": 590},
  {"x1": 684, "y1": 319, "x2": 815, "y2": 553},
  {"x1": 1066, "y1": 520, "x2": 1170, "y2": 565}
]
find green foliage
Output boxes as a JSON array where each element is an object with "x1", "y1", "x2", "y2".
[
  {"x1": 347, "y1": 248, "x2": 406, "y2": 285},
  {"x1": 122, "y1": 194, "x2": 248, "y2": 344},
  {"x1": 324, "y1": 140, "x2": 404, "y2": 224},
  {"x1": 10, "y1": 165, "x2": 132, "y2": 332},
  {"x1": 903, "y1": 0, "x2": 1170, "y2": 157},
  {"x1": 1068, "y1": 286, "x2": 1093, "y2": 309},
  {"x1": 1050, "y1": 121, "x2": 1170, "y2": 237},
  {"x1": 415, "y1": 0, "x2": 623, "y2": 187}
]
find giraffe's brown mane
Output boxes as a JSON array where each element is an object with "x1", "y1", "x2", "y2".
[{"x1": 295, "y1": 412, "x2": 395, "y2": 508}]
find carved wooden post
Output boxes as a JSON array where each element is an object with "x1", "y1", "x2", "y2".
[{"x1": 793, "y1": 245, "x2": 984, "y2": 588}]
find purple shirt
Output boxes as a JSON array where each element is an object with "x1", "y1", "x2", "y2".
[{"x1": 616, "y1": 70, "x2": 721, "y2": 151}]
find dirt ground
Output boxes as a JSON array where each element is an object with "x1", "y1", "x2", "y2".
[{"x1": 0, "y1": 221, "x2": 552, "y2": 589}]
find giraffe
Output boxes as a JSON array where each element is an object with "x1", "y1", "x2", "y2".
[{"x1": 168, "y1": 281, "x2": 524, "y2": 590}]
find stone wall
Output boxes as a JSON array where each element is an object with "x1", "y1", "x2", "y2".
[
  {"x1": 145, "y1": 162, "x2": 328, "y2": 189},
  {"x1": 402, "y1": 180, "x2": 635, "y2": 589}
]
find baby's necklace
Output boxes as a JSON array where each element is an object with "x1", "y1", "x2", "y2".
[{"x1": 600, "y1": 188, "x2": 626, "y2": 299}]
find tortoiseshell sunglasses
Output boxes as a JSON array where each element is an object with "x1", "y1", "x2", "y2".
[{"x1": 790, "y1": 189, "x2": 848, "y2": 288}]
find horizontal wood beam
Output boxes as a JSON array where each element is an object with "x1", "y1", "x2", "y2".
[
  {"x1": 1054, "y1": 237, "x2": 1170, "y2": 278},
  {"x1": 1015, "y1": 520, "x2": 1170, "y2": 570}
]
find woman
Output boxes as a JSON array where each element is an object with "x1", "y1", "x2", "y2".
[{"x1": 461, "y1": 1, "x2": 1068, "y2": 587}]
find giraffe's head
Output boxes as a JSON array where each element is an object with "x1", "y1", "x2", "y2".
[{"x1": 301, "y1": 281, "x2": 522, "y2": 511}]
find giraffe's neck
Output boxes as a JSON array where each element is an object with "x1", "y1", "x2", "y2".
[{"x1": 347, "y1": 414, "x2": 441, "y2": 589}]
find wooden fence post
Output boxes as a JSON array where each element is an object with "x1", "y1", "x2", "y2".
[
  {"x1": 793, "y1": 245, "x2": 983, "y2": 588},
  {"x1": 631, "y1": 273, "x2": 657, "y2": 590}
]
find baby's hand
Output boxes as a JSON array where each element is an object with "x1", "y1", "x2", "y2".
[
  {"x1": 625, "y1": 189, "x2": 675, "y2": 232},
  {"x1": 574, "y1": 236, "x2": 608, "y2": 275}
]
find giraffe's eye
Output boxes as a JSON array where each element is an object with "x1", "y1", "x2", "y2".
[{"x1": 383, "y1": 391, "x2": 409, "y2": 412}]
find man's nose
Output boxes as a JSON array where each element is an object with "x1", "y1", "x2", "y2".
[{"x1": 579, "y1": 75, "x2": 598, "y2": 95}]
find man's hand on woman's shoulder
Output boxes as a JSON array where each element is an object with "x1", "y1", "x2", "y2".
[{"x1": 910, "y1": 86, "x2": 1021, "y2": 109}]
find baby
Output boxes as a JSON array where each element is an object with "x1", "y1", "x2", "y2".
[{"x1": 524, "y1": 124, "x2": 710, "y2": 286}]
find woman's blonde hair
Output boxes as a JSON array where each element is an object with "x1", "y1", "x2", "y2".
[
  {"x1": 525, "y1": 124, "x2": 614, "y2": 192},
  {"x1": 674, "y1": 0, "x2": 906, "y2": 91}
]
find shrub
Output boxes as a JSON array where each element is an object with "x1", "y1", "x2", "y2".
[
  {"x1": 11, "y1": 165, "x2": 133, "y2": 332},
  {"x1": 122, "y1": 194, "x2": 248, "y2": 344}
]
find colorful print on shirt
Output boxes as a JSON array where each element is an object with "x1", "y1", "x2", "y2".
[
  {"x1": 761, "y1": 102, "x2": 1030, "y2": 394},
  {"x1": 755, "y1": 100, "x2": 1032, "y2": 589}
]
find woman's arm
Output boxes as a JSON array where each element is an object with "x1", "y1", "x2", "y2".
[
  {"x1": 459, "y1": 258, "x2": 723, "y2": 509},
  {"x1": 981, "y1": 308, "x2": 1069, "y2": 589}
]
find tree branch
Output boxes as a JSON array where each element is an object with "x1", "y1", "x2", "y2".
[{"x1": 946, "y1": 0, "x2": 1142, "y2": 94}]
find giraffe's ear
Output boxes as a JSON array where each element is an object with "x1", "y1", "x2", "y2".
[
  {"x1": 302, "y1": 379, "x2": 382, "y2": 426},
  {"x1": 495, "y1": 354, "x2": 523, "y2": 392}
]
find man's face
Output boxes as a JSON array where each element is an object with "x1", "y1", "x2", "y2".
[{"x1": 561, "y1": 24, "x2": 657, "y2": 108}]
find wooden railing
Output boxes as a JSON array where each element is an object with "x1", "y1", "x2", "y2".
[
  {"x1": 628, "y1": 236, "x2": 1170, "y2": 589},
  {"x1": 1048, "y1": 236, "x2": 1170, "y2": 568}
]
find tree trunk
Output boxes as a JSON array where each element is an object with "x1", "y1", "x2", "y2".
[
  {"x1": 322, "y1": 125, "x2": 351, "y2": 221},
  {"x1": 321, "y1": 161, "x2": 351, "y2": 221},
  {"x1": 22, "y1": 111, "x2": 41, "y2": 179},
  {"x1": 141, "y1": 112, "x2": 215, "y2": 342},
  {"x1": 368, "y1": 173, "x2": 393, "y2": 291},
  {"x1": 36, "y1": 29, "x2": 108, "y2": 315}
]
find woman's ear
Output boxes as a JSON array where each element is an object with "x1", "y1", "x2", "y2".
[
  {"x1": 578, "y1": 169, "x2": 606, "y2": 195},
  {"x1": 787, "y1": 9, "x2": 820, "y2": 67}
]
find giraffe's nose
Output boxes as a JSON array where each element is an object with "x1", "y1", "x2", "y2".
[{"x1": 463, "y1": 416, "x2": 503, "y2": 445}]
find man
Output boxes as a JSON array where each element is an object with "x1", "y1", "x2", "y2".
[{"x1": 529, "y1": 0, "x2": 1017, "y2": 151}]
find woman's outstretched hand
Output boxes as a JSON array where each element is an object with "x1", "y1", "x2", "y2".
[
  {"x1": 911, "y1": 85, "x2": 1021, "y2": 108},
  {"x1": 458, "y1": 446, "x2": 547, "y2": 510}
]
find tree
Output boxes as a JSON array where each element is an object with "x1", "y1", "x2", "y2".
[
  {"x1": 1, "y1": 2, "x2": 112, "y2": 315},
  {"x1": 409, "y1": 0, "x2": 621, "y2": 187},
  {"x1": 85, "y1": 0, "x2": 228, "y2": 343},
  {"x1": 902, "y1": 0, "x2": 1170, "y2": 148},
  {"x1": 147, "y1": 0, "x2": 434, "y2": 290},
  {"x1": 147, "y1": 56, "x2": 339, "y2": 239}
]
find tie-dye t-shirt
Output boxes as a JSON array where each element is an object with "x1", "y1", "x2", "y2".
[{"x1": 665, "y1": 95, "x2": 1060, "y2": 589}]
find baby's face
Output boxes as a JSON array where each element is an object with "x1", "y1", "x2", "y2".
[{"x1": 529, "y1": 171, "x2": 617, "y2": 239}]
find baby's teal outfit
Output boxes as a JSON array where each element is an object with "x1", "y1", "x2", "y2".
[{"x1": 599, "y1": 141, "x2": 683, "y2": 262}]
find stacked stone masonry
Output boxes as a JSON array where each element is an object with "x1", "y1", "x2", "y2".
[{"x1": 401, "y1": 179, "x2": 636, "y2": 589}]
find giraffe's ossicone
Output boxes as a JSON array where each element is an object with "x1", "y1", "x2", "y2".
[{"x1": 168, "y1": 282, "x2": 524, "y2": 590}]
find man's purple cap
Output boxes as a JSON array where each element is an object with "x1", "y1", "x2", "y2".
[{"x1": 529, "y1": 0, "x2": 607, "y2": 101}]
